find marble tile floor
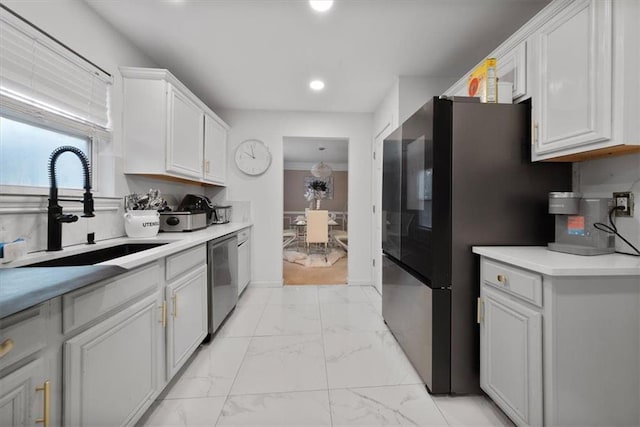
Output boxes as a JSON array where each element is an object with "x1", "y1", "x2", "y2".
[{"x1": 140, "y1": 285, "x2": 514, "y2": 427}]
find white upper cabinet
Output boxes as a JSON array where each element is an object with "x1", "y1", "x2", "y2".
[
  {"x1": 445, "y1": 41, "x2": 528, "y2": 101},
  {"x1": 496, "y1": 41, "x2": 527, "y2": 101},
  {"x1": 166, "y1": 85, "x2": 205, "y2": 179},
  {"x1": 121, "y1": 67, "x2": 229, "y2": 185},
  {"x1": 444, "y1": 0, "x2": 640, "y2": 162},
  {"x1": 532, "y1": 0, "x2": 640, "y2": 161},
  {"x1": 532, "y1": 0, "x2": 613, "y2": 159},
  {"x1": 203, "y1": 113, "x2": 227, "y2": 185}
]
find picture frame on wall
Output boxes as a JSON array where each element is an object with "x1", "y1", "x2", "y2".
[{"x1": 304, "y1": 176, "x2": 334, "y2": 199}]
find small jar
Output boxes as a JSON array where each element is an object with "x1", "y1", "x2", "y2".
[{"x1": 124, "y1": 210, "x2": 160, "y2": 238}]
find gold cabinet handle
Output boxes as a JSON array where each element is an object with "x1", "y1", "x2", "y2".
[
  {"x1": 172, "y1": 294, "x2": 177, "y2": 318},
  {"x1": 0, "y1": 338, "x2": 14, "y2": 358},
  {"x1": 497, "y1": 274, "x2": 507, "y2": 284},
  {"x1": 205, "y1": 160, "x2": 210, "y2": 173},
  {"x1": 35, "y1": 380, "x2": 50, "y2": 427},
  {"x1": 477, "y1": 298, "x2": 484, "y2": 324},
  {"x1": 158, "y1": 301, "x2": 167, "y2": 328}
]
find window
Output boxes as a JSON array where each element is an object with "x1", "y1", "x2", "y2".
[
  {"x1": 0, "y1": 6, "x2": 112, "y2": 196},
  {"x1": 0, "y1": 115, "x2": 91, "y2": 190}
]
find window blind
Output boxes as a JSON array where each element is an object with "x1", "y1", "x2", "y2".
[{"x1": 0, "y1": 7, "x2": 113, "y2": 130}]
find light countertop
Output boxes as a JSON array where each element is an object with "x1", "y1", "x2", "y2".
[
  {"x1": 0, "y1": 222, "x2": 252, "y2": 318},
  {"x1": 0, "y1": 265, "x2": 127, "y2": 318},
  {"x1": 2, "y1": 222, "x2": 252, "y2": 270},
  {"x1": 472, "y1": 246, "x2": 640, "y2": 276}
]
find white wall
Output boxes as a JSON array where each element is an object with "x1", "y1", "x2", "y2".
[
  {"x1": 0, "y1": 1, "x2": 206, "y2": 251},
  {"x1": 397, "y1": 76, "x2": 457, "y2": 124},
  {"x1": 575, "y1": 153, "x2": 640, "y2": 253},
  {"x1": 373, "y1": 80, "x2": 399, "y2": 141},
  {"x1": 372, "y1": 76, "x2": 457, "y2": 142},
  {"x1": 219, "y1": 109, "x2": 373, "y2": 286}
]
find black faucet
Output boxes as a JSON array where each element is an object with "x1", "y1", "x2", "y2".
[{"x1": 47, "y1": 146, "x2": 95, "y2": 251}]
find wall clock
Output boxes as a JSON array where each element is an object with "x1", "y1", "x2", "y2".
[{"x1": 234, "y1": 139, "x2": 272, "y2": 176}]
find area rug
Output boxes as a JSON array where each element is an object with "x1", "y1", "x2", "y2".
[
  {"x1": 283, "y1": 257, "x2": 348, "y2": 285},
  {"x1": 283, "y1": 248, "x2": 347, "y2": 267}
]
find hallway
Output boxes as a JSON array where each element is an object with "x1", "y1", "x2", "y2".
[{"x1": 140, "y1": 285, "x2": 513, "y2": 426}]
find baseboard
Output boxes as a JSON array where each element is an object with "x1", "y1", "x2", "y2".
[
  {"x1": 249, "y1": 280, "x2": 283, "y2": 288},
  {"x1": 347, "y1": 279, "x2": 372, "y2": 286}
]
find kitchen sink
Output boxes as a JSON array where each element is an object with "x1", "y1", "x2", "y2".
[{"x1": 25, "y1": 243, "x2": 168, "y2": 267}]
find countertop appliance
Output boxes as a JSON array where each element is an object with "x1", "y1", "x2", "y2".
[
  {"x1": 159, "y1": 212, "x2": 207, "y2": 232},
  {"x1": 159, "y1": 194, "x2": 211, "y2": 232},
  {"x1": 547, "y1": 192, "x2": 615, "y2": 255},
  {"x1": 381, "y1": 97, "x2": 571, "y2": 394},
  {"x1": 208, "y1": 234, "x2": 238, "y2": 334},
  {"x1": 178, "y1": 194, "x2": 216, "y2": 225},
  {"x1": 212, "y1": 205, "x2": 231, "y2": 224}
]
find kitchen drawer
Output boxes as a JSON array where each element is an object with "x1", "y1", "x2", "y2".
[
  {"x1": 0, "y1": 303, "x2": 48, "y2": 370},
  {"x1": 237, "y1": 228, "x2": 250, "y2": 243},
  {"x1": 165, "y1": 244, "x2": 206, "y2": 282},
  {"x1": 482, "y1": 259, "x2": 542, "y2": 307},
  {"x1": 62, "y1": 262, "x2": 160, "y2": 335}
]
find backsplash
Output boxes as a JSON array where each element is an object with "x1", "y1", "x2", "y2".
[
  {"x1": 0, "y1": 195, "x2": 124, "y2": 255},
  {"x1": 0, "y1": 174, "x2": 251, "y2": 258},
  {"x1": 575, "y1": 153, "x2": 640, "y2": 251}
]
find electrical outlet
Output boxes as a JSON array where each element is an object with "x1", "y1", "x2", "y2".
[{"x1": 613, "y1": 191, "x2": 634, "y2": 217}]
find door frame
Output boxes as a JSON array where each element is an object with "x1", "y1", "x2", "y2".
[{"x1": 280, "y1": 136, "x2": 351, "y2": 285}]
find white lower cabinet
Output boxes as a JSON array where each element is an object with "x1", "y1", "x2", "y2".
[
  {"x1": 1, "y1": 244, "x2": 213, "y2": 427},
  {"x1": 480, "y1": 286, "x2": 542, "y2": 426},
  {"x1": 64, "y1": 293, "x2": 162, "y2": 427},
  {"x1": 478, "y1": 253, "x2": 640, "y2": 426},
  {"x1": 166, "y1": 265, "x2": 208, "y2": 379},
  {"x1": 237, "y1": 228, "x2": 251, "y2": 295},
  {"x1": 0, "y1": 358, "x2": 48, "y2": 427}
]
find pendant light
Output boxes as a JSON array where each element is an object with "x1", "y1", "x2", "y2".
[{"x1": 311, "y1": 146, "x2": 333, "y2": 178}]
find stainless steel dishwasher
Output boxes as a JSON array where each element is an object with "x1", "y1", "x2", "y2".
[{"x1": 207, "y1": 234, "x2": 238, "y2": 334}]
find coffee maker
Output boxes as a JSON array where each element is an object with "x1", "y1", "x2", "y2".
[{"x1": 547, "y1": 192, "x2": 615, "y2": 256}]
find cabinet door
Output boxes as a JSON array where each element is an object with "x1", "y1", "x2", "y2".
[
  {"x1": 64, "y1": 293, "x2": 162, "y2": 427},
  {"x1": 480, "y1": 286, "x2": 542, "y2": 426},
  {"x1": 166, "y1": 265, "x2": 208, "y2": 379},
  {"x1": 533, "y1": 0, "x2": 612, "y2": 157},
  {"x1": 203, "y1": 113, "x2": 227, "y2": 185},
  {"x1": 166, "y1": 85, "x2": 204, "y2": 178},
  {"x1": 497, "y1": 42, "x2": 527, "y2": 100},
  {"x1": 237, "y1": 238, "x2": 250, "y2": 295},
  {"x1": 0, "y1": 359, "x2": 47, "y2": 427}
]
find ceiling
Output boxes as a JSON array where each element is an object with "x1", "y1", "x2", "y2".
[
  {"x1": 87, "y1": 0, "x2": 549, "y2": 114},
  {"x1": 284, "y1": 137, "x2": 348, "y2": 166}
]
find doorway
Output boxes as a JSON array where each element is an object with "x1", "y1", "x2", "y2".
[{"x1": 282, "y1": 137, "x2": 349, "y2": 285}]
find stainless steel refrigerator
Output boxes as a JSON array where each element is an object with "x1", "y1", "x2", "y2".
[{"x1": 381, "y1": 97, "x2": 571, "y2": 394}]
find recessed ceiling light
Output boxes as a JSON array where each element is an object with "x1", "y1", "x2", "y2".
[
  {"x1": 309, "y1": 0, "x2": 334, "y2": 12},
  {"x1": 309, "y1": 80, "x2": 325, "y2": 91}
]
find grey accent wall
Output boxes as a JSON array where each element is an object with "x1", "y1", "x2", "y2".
[{"x1": 283, "y1": 170, "x2": 348, "y2": 212}]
